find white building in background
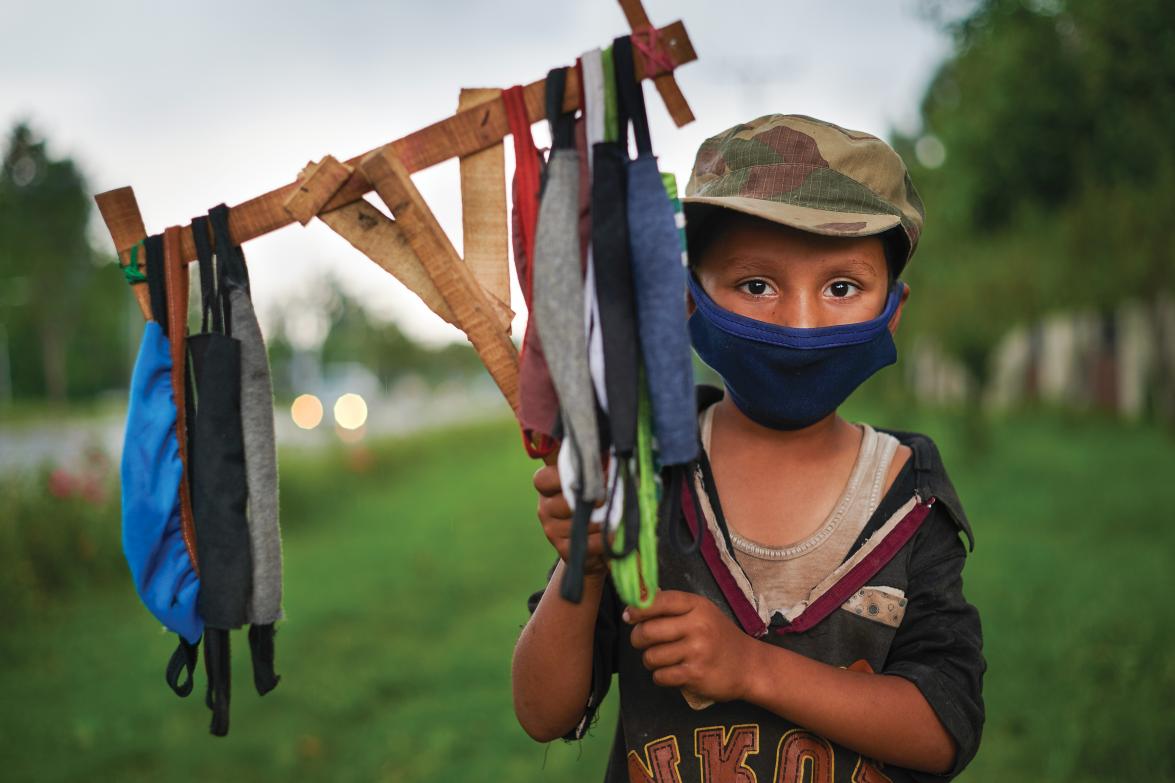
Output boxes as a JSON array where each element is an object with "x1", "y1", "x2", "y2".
[{"x1": 980, "y1": 293, "x2": 1175, "y2": 421}]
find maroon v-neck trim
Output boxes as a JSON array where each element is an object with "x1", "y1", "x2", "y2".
[
  {"x1": 775, "y1": 497, "x2": 935, "y2": 635},
  {"x1": 681, "y1": 478, "x2": 768, "y2": 637},
  {"x1": 680, "y1": 477, "x2": 936, "y2": 638}
]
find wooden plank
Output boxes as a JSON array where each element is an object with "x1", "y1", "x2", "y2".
[
  {"x1": 457, "y1": 88, "x2": 511, "y2": 315},
  {"x1": 360, "y1": 148, "x2": 520, "y2": 412},
  {"x1": 318, "y1": 200, "x2": 457, "y2": 326},
  {"x1": 283, "y1": 155, "x2": 353, "y2": 225},
  {"x1": 318, "y1": 198, "x2": 515, "y2": 332},
  {"x1": 96, "y1": 20, "x2": 696, "y2": 267},
  {"x1": 94, "y1": 186, "x2": 152, "y2": 320},
  {"x1": 618, "y1": 0, "x2": 696, "y2": 126}
]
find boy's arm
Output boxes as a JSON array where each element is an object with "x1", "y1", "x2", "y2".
[
  {"x1": 512, "y1": 464, "x2": 621, "y2": 743},
  {"x1": 513, "y1": 564, "x2": 608, "y2": 742}
]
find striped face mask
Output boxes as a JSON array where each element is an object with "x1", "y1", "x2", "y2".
[{"x1": 687, "y1": 275, "x2": 905, "y2": 430}]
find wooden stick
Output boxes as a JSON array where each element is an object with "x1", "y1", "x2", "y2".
[
  {"x1": 93, "y1": 20, "x2": 696, "y2": 266},
  {"x1": 296, "y1": 153, "x2": 513, "y2": 330},
  {"x1": 319, "y1": 200, "x2": 458, "y2": 327},
  {"x1": 457, "y1": 88, "x2": 511, "y2": 316},
  {"x1": 360, "y1": 148, "x2": 521, "y2": 412},
  {"x1": 283, "y1": 155, "x2": 354, "y2": 226},
  {"x1": 618, "y1": 0, "x2": 695, "y2": 126},
  {"x1": 94, "y1": 187, "x2": 153, "y2": 320},
  {"x1": 318, "y1": 198, "x2": 513, "y2": 331}
]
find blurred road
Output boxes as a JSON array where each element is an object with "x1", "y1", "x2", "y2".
[{"x1": 0, "y1": 382, "x2": 506, "y2": 475}]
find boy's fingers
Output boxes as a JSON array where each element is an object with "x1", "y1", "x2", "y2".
[
  {"x1": 623, "y1": 590, "x2": 696, "y2": 624},
  {"x1": 629, "y1": 616, "x2": 689, "y2": 650},
  {"x1": 542, "y1": 517, "x2": 604, "y2": 539},
  {"x1": 538, "y1": 493, "x2": 573, "y2": 521},
  {"x1": 552, "y1": 528, "x2": 609, "y2": 569},
  {"x1": 651, "y1": 664, "x2": 690, "y2": 689},
  {"x1": 532, "y1": 464, "x2": 563, "y2": 496},
  {"x1": 640, "y1": 639, "x2": 690, "y2": 671}
]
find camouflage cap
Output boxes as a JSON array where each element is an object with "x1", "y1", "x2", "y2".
[{"x1": 683, "y1": 114, "x2": 925, "y2": 272}]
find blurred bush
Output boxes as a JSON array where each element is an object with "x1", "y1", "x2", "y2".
[{"x1": 0, "y1": 450, "x2": 123, "y2": 620}]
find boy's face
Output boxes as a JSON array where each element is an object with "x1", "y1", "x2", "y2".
[{"x1": 691, "y1": 215, "x2": 908, "y2": 333}]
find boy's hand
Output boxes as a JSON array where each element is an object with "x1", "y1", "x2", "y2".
[
  {"x1": 624, "y1": 590, "x2": 754, "y2": 703},
  {"x1": 533, "y1": 464, "x2": 610, "y2": 579}
]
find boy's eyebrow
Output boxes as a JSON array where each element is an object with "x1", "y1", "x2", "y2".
[
  {"x1": 715, "y1": 254, "x2": 786, "y2": 275},
  {"x1": 822, "y1": 258, "x2": 882, "y2": 278},
  {"x1": 716, "y1": 255, "x2": 882, "y2": 278}
]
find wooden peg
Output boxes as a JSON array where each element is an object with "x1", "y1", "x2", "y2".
[
  {"x1": 283, "y1": 155, "x2": 354, "y2": 226},
  {"x1": 618, "y1": 0, "x2": 696, "y2": 126},
  {"x1": 94, "y1": 186, "x2": 152, "y2": 321},
  {"x1": 360, "y1": 148, "x2": 520, "y2": 412},
  {"x1": 457, "y1": 88, "x2": 511, "y2": 316}
]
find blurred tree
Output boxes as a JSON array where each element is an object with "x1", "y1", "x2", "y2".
[
  {"x1": 895, "y1": 0, "x2": 1175, "y2": 387},
  {"x1": 0, "y1": 122, "x2": 131, "y2": 404},
  {"x1": 311, "y1": 276, "x2": 484, "y2": 391}
]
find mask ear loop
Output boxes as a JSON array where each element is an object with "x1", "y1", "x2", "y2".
[
  {"x1": 191, "y1": 215, "x2": 220, "y2": 334},
  {"x1": 203, "y1": 627, "x2": 231, "y2": 736},
  {"x1": 559, "y1": 433, "x2": 592, "y2": 603},
  {"x1": 671, "y1": 462, "x2": 704, "y2": 556},
  {"x1": 659, "y1": 466, "x2": 683, "y2": 553},
  {"x1": 143, "y1": 234, "x2": 168, "y2": 333},
  {"x1": 560, "y1": 498, "x2": 593, "y2": 604},
  {"x1": 603, "y1": 457, "x2": 640, "y2": 559},
  {"x1": 165, "y1": 635, "x2": 200, "y2": 698}
]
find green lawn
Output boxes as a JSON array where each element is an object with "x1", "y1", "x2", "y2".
[{"x1": 2, "y1": 409, "x2": 1172, "y2": 781}]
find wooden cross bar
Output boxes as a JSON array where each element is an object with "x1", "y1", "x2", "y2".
[{"x1": 94, "y1": 19, "x2": 696, "y2": 280}]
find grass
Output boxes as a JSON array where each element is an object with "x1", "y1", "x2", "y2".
[{"x1": 1, "y1": 408, "x2": 1172, "y2": 781}]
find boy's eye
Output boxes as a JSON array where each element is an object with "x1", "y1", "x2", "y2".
[
  {"x1": 826, "y1": 281, "x2": 860, "y2": 298},
  {"x1": 740, "y1": 279, "x2": 772, "y2": 296}
]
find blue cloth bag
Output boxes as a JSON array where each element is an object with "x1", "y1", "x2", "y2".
[{"x1": 121, "y1": 318, "x2": 203, "y2": 645}]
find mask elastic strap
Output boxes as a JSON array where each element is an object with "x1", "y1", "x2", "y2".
[
  {"x1": 612, "y1": 36, "x2": 652, "y2": 157},
  {"x1": 165, "y1": 635, "x2": 200, "y2": 698},
  {"x1": 203, "y1": 628, "x2": 231, "y2": 736},
  {"x1": 544, "y1": 67, "x2": 575, "y2": 151},
  {"x1": 560, "y1": 499, "x2": 594, "y2": 603},
  {"x1": 209, "y1": 203, "x2": 250, "y2": 295},
  {"x1": 502, "y1": 85, "x2": 541, "y2": 269},
  {"x1": 191, "y1": 215, "x2": 220, "y2": 334},
  {"x1": 248, "y1": 624, "x2": 281, "y2": 696},
  {"x1": 604, "y1": 458, "x2": 640, "y2": 559},
  {"x1": 143, "y1": 233, "x2": 168, "y2": 333}
]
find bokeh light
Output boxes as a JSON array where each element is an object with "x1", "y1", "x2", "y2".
[
  {"x1": 333, "y1": 393, "x2": 368, "y2": 430},
  {"x1": 290, "y1": 393, "x2": 324, "y2": 429},
  {"x1": 914, "y1": 134, "x2": 946, "y2": 169}
]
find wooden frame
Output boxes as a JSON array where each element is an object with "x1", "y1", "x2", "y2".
[{"x1": 95, "y1": 3, "x2": 697, "y2": 419}]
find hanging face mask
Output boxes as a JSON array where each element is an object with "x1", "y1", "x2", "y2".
[{"x1": 687, "y1": 274, "x2": 905, "y2": 430}]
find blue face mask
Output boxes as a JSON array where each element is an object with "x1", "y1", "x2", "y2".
[{"x1": 687, "y1": 274, "x2": 905, "y2": 430}]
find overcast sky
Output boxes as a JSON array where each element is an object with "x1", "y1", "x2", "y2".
[{"x1": 2, "y1": 0, "x2": 960, "y2": 346}]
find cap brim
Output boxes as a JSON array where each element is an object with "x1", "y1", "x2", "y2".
[{"x1": 681, "y1": 196, "x2": 901, "y2": 239}]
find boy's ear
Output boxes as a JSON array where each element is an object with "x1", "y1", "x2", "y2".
[{"x1": 887, "y1": 282, "x2": 911, "y2": 335}]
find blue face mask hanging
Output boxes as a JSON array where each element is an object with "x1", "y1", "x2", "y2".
[{"x1": 688, "y1": 274, "x2": 905, "y2": 430}]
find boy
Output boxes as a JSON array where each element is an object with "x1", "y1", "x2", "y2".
[{"x1": 512, "y1": 114, "x2": 984, "y2": 782}]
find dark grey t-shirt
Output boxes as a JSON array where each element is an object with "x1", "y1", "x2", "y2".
[{"x1": 525, "y1": 393, "x2": 984, "y2": 782}]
